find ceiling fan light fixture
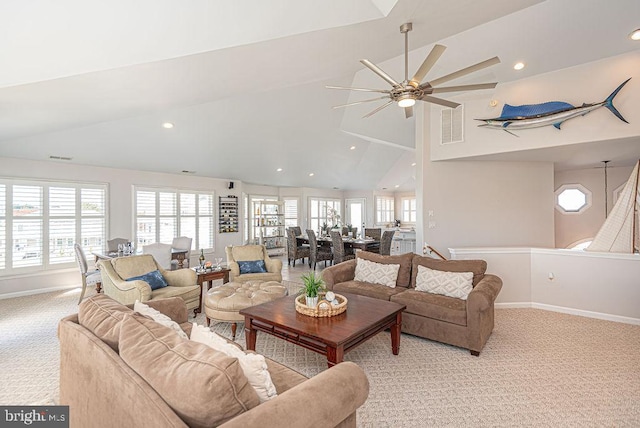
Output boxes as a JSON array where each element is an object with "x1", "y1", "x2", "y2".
[{"x1": 397, "y1": 96, "x2": 416, "y2": 108}]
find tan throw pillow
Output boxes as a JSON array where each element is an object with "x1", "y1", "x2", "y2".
[
  {"x1": 415, "y1": 265, "x2": 473, "y2": 300},
  {"x1": 78, "y1": 294, "x2": 132, "y2": 352},
  {"x1": 119, "y1": 313, "x2": 260, "y2": 428},
  {"x1": 354, "y1": 257, "x2": 400, "y2": 288},
  {"x1": 190, "y1": 323, "x2": 277, "y2": 403}
]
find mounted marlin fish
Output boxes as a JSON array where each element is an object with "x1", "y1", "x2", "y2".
[{"x1": 476, "y1": 78, "x2": 631, "y2": 135}]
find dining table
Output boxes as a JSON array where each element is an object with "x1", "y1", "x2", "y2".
[
  {"x1": 296, "y1": 235, "x2": 380, "y2": 252},
  {"x1": 92, "y1": 248, "x2": 189, "y2": 266}
]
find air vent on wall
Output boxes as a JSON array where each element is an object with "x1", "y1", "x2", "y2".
[
  {"x1": 441, "y1": 105, "x2": 464, "y2": 144},
  {"x1": 49, "y1": 155, "x2": 73, "y2": 161}
]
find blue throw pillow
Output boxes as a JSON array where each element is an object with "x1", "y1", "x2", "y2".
[
  {"x1": 126, "y1": 269, "x2": 168, "y2": 291},
  {"x1": 238, "y1": 260, "x2": 267, "y2": 274}
]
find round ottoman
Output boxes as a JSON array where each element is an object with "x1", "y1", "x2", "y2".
[{"x1": 204, "y1": 280, "x2": 288, "y2": 340}]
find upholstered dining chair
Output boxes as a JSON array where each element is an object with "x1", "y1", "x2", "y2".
[
  {"x1": 287, "y1": 228, "x2": 310, "y2": 267},
  {"x1": 289, "y1": 226, "x2": 302, "y2": 237},
  {"x1": 107, "y1": 237, "x2": 129, "y2": 252},
  {"x1": 306, "y1": 229, "x2": 333, "y2": 270},
  {"x1": 380, "y1": 230, "x2": 395, "y2": 256},
  {"x1": 170, "y1": 236, "x2": 192, "y2": 270},
  {"x1": 330, "y1": 231, "x2": 355, "y2": 265},
  {"x1": 143, "y1": 243, "x2": 173, "y2": 270},
  {"x1": 74, "y1": 243, "x2": 102, "y2": 304},
  {"x1": 363, "y1": 228, "x2": 382, "y2": 240}
]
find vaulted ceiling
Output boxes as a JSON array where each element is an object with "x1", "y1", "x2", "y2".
[{"x1": 1, "y1": 0, "x2": 638, "y2": 190}]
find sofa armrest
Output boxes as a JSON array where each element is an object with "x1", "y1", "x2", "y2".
[
  {"x1": 227, "y1": 260, "x2": 240, "y2": 278},
  {"x1": 143, "y1": 297, "x2": 189, "y2": 324},
  {"x1": 265, "y1": 257, "x2": 283, "y2": 274},
  {"x1": 322, "y1": 259, "x2": 357, "y2": 290},
  {"x1": 219, "y1": 361, "x2": 369, "y2": 428},
  {"x1": 467, "y1": 274, "x2": 502, "y2": 312},
  {"x1": 98, "y1": 260, "x2": 152, "y2": 304},
  {"x1": 160, "y1": 268, "x2": 197, "y2": 287}
]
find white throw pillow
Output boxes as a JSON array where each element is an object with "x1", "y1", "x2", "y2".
[
  {"x1": 415, "y1": 265, "x2": 473, "y2": 300},
  {"x1": 133, "y1": 300, "x2": 188, "y2": 339},
  {"x1": 190, "y1": 323, "x2": 277, "y2": 403},
  {"x1": 354, "y1": 258, "x2": 400, "y2": 288}
]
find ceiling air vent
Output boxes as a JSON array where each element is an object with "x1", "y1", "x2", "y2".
[
  {"x1": 441, "y1": 105, "x2": 464, "y2": 145},
  {"x1": 49, "y1": 155, "x2": 73, "y2": 161}
]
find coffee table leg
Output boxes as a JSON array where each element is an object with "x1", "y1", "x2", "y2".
[
  {"x1": 244, "y1": 316, "x2": 257, "y2": 351},
  {"x1": 391, "y1": 312, "x2": 402, "y2": 355},
  {"x1": 326, "y1": 345, "x2": 344, "y2": 368}
]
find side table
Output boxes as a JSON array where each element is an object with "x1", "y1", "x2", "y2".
[{"x1": 194, "y1": 268, "x2": 231, "y2": 316}]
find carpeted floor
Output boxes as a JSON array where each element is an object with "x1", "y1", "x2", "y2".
[{"x1": 1, "y1": 284, "x2": 639, "y2": 427}]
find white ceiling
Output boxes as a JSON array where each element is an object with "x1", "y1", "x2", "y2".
[{"x1": 1, "y1": 0, "x2": 639, "y2": 190}]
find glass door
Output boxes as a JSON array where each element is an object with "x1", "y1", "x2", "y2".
[{"x1": 345, "y1": 198, "x2": 365, "y2": 237}]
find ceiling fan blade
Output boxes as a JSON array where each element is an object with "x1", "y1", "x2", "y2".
[
  {"x1": 409, "y1": 44, "x2": 447, "y2": 87},
  {"x1": 428, "y1": 56, "x2": 501, "y2": 87},
  {"x1": 325, "y1": 85, "x2": 391, "y2": 94},
  {"x1": 419, "y1": 95, "x2": 460, "y2": 109},
  {"x1": 332, "y1": 96, "x2": 391, "y2": 109},
  {"x1": 363, "y1": 100, "x2": 395, "y2": 118},
  {"x1": 404, "y1": 106, "x2": 414, "y2": 118},
  {"x1": 431, "y1": 82, "x2": 498, "y2": 93},
  {"x1": 360, "y1": 59, "x2": 401, "y2": 88}
]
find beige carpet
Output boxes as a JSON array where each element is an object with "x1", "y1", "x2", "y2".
[{"x1": 1, "y1": 284, "x2": 639, "y2": 427}]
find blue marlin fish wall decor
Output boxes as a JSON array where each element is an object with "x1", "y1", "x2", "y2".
[{"x1": 476, "y1": 78, "x2": 631, "y2": 136}]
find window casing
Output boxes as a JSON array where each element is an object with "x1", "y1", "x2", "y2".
[
  {"x1": 401, "y1": 197, "x2": 417, "y2": 223},
  {"x1": 309, "y1": 198, "x2": 341, "y2": 233},
  {"x1": 134, "y1": 187, "x2": 214, "y2": 250},
  {"x1": 0, "y1": 179, "x2": 106, "y2": 275},
  {"x1": 283, "y1": 198, "x2": 299, "y2": 229},
  {"x1": 375, "y1": 196, "x2": 394, "y2": 225}
]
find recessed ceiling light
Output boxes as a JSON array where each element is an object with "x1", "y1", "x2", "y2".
[
  {"x1": 276, "y1": 168, "x2": 283, "y2": 172},
  {"x1": 630, "y1": 29, "x2": 640, "y2": 41},
  {"x1": 162, "y1": 122, "x2": 174, "y2": 129},
  {"x1": 350, "y1": 146, "x2": 356, "y2": 150},
  {"x1": 309, "y1": 173, "x2": 314, "y2": 177},
  {"x1": 513, "y1": 62, "x2": 525, "y2": 71},
  {"x1": 411, "y1": 162, "x2": 416, "y2": 166},
  {"x1": 394, "y1": 184, "x2": 400, "y2": 188}
]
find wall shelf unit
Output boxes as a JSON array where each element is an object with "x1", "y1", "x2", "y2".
[
  {"x1": 219, "y1": 196, "x2": 239, "y2": 233},
  {"x1": 253, "y1": 201, "x2": 285, "y2": 255}
]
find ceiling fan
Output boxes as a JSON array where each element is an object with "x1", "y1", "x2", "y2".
[{"x1": 327, "y1": 22, "x2": 500, "y2": 119}]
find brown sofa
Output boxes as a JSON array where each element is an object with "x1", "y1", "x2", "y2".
[
  {"x1": 58, "y1": 294, "x2": 369, "y2": 428},
  {"x1": 322, "y1": 251, "x2": 502, "y2": 356}
]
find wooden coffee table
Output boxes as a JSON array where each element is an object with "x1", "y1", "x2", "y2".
[{"x1": 240, "y1": 292, "x2": 406, "y2": 368}]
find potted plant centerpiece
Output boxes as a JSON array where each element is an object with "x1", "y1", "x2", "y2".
[
  {"x1": 301, "y1": 271, "x2": 325, "y2": 308},
  {"x1": 346, "y1": 223, "x2": 353, "y2": 237}
]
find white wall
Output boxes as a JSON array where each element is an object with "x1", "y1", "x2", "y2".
[{"x1": 451, "y1": 247, "x2": 640, "y2": 324}]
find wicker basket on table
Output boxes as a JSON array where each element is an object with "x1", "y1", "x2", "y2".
[{"x1": 295, "y1": 293, "x2": 348, "y2": 317}]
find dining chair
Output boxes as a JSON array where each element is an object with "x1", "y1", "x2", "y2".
[
  {"x1": 74, "y1": 243, "x2": 102, "y2": 304},
  {"x1": 380, "y1": 230, "x2": 395, "y2": 256},
  {"x1": 330, "y1": 231, "x2": 355, "y2": 264},
  {"x1": 289, "y1": 226, "x2": 302, "y2": 237},
  {"x1": 363, "y1": 228, "x2": 382, "y2": 240},
  {"x1": 171, "y1": 236, "x2": 193, "y2": 269},
  {"x1": 286, "y1": 228, "x2": 310, "y2": 267},
  {"x1": 107, "y1": 237, "x2": 129, "y2": 252},
  {"x1": 142, "y1": 243, "x2": 173, "y2": 270},
  {"x1": 306, "y1": 229, "x2": 333, "y2": 270}
]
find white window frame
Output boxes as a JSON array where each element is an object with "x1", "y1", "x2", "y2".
[
  {"x1": 375, "y1": 196, "x2": 395, "y2": 225},
  {"x1": 133, "y1": 186, "x2": 214, "y2": 251},
  {"x1": 283, "y1": 197, "x2": 300, "y2": 229},
  {"x1": 308, "y1": 197, "x2": 341, "y2": 233},
  {"x1": 555, "y1": 184, "x2": 592, "y2": 215},
  {"x1": 0, "y1": 178, "x2": 107, "y2": 275},
  {"x1": 400, "y1": 196, "x2": 417, "y2": 224}
]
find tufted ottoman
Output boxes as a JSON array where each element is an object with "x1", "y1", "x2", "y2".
[{"x1": 204, "y1": 280, "x2": 288, "y2": 340}]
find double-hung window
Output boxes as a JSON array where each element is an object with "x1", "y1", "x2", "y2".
[
  {"x1": 0, "y1": 179, "x2": 107, "y2": 275},
  {"x1": 308, "y1": 198, "x2": 341, "y2": 232},
  {"x1": 283, "y1": 198, "x2": 299, "y2": 229},
  {"x1": 375, "y1": 196, "x2": 394, "y2": 225},
  {"x1": 401, "y1": 197, "x2": 417, "y2": 223},
  {"x1": 134, "y1": 187, "x2": 214, "y2": 250}
]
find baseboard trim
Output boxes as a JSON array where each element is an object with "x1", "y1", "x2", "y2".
[
  {"x1": 495, "y1": 302, "x2": 532, "y2": 309},
  {"x1": 0, "y1": 284, "x2": 79, "y2": 300},
  {"x1": 530, "y1": 302, "x2": 640, "y2": 326}
]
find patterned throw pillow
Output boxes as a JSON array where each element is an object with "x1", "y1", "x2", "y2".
[
  {"x1": 126, "y1": 269, "x2": 168, "y2": 290},
  {"x1": 354, "y1": 258, "x2": 400, "y2": 288},
  {"x1": 415, "y1": 265, "x2": 473, "y2": 300},
  {"x1": 238, "y1": 260, "x2": 267, "y2": 274}
]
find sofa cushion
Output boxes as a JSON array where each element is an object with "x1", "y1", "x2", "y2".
[
  {"x1": 151, "y1": 283, "x2": 200, "y2": 301},
  {"x1": 415, "y1": 265, "x2": 473, "y2": 300},
  {"x1": 126, "y1": 269, "x2": 168, "y2": 290},
  {"x1": 354, "y1": 258, "x2": 400, "y2": 288},
  {"x1": 356, "y1": 251, "x2": 414, "y2": 287},
  {"x1": 391, "y1": 289, "x2": 467, "y2": 326},
  {"x1": 78, "y1": 294, "x2": 133, "y2": 351},
  {"x1": 411, "y1": 256, "x2": 487, "y2": 288},
  {"x1": 333, "y1": 280, "x2": 405, "y2": 301},
  {"x1": 191, "y1": 323, "x2": 277, "y2": 403},
  {"x1": 238, "y1": 260, "x2": 268, "y2": 274},
  {"x1": 119, "y1": 313, "x2": 260, "y2": 428}
]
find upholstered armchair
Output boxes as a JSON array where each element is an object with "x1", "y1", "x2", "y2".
[
  {"x1": 225, "y1": 245, "x2": 283, "y2": 283},
  {"x1": 98, "y1": 254, "x2": 200, "y2": 311}
]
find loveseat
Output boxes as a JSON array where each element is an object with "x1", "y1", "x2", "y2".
[
  {"x1": 58, "y1": 294, "x2": 369, "y2": 428},
  {"x1": 322, "y1": 251, "x2": 502, "y2": 356}
]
